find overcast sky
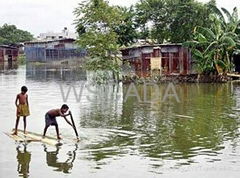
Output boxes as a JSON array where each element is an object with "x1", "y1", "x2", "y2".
[{"x1": 0, "y1": 0, "x2": 239, "y2": 37}]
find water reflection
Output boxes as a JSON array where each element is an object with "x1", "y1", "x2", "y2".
[
  {"x1": 0, "y1": 61, "x2": 18, "y2": 73},
  {"x1": 43, "y1": 145, "x2": 78, "y2": 174},
  {"x1": 2, "y1": 64, "x2": 240, "y2": 177},
  {"x1": 16, "y1": 144, "x2": 31, "y2": 178},
  {"x1": 80, "y1": 84, "x2": 123, "y2": 128},
  {"x1": 26, "y1": 62, "x2": 87, "y2": 81},
  {"x1": 84, "y1": 132, "x2": 134, "y2": 161},
  {"x1": 121, "y1": 83, "x2": 238, "y2": 163},
  {"x1": 80, "y1": 82, "x2": 239, "y2": 167}
]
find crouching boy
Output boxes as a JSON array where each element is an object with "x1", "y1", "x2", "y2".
[{"x1": 43, "y1": 104, "x2": 72, "y2": 140}]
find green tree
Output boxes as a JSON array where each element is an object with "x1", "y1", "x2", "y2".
[
  {"x1": 135, "y1": 0, "x2": 166, "y2": 41},
  {"x1": 0, "y1": 24, "x2": 33, "y2": 44},
  {"x1": 169, "y1": 0, "x2": 215, "y2": 42},
  {"x1": 113, "y1": 6, "x2": 138, "y2": 46},
  {"x1": 135, "y1": 0, "x2": 215, "y2": 43},
  {"x1": 74, "y1": 0, "x2": 126, "y2": 81}
]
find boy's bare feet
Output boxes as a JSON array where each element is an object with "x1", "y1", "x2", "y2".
[
  {"x1": 12, "y1": 132, "x2": 17, "y2": 135},
  {"x1": 57, "y1": 136, "x2": 62, "y2": 140}
]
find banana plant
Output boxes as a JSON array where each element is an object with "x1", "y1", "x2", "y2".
[{"x1": 184, "y1": 6, "x2": 240, "y2": 74}]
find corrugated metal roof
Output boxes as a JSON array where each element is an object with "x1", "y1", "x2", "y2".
[
  {"x1": 0, "y1": 45, "x2": 18, "y2": 49},
  {"x1": 24, "y1": 38, "x2": 76, "y2": 44},
  {"x1": 120, "y1": 42, "x2": 183, "y2": 51}
]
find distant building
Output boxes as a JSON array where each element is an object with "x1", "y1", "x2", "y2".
[
  {"x1": 0, "y1": 45, "x2": 19, "y2": 62},
  {"x1": 38, "y1": 27, "x2": 77, "y2": 40},
  {"x1": 121, "y1": 43, "x2": 192, "y2": 76},
  {"x1": 24, "y1": 38, "x2": 87, "y2": 62}
]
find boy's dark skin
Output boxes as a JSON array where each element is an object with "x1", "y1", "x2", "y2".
[
  {"x1": 13, "y1": 87, "x2": 29, "y2": 135},
  {"x1": 43, "y1": 107, "x2": 73, "y2": 140}
]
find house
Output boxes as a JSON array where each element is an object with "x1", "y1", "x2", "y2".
[
  {"x1": 0, "y1": 45, "x2": 19, "y2": 63},
  {"x1": 38, "y1": 27, "x2": 77, "y2": 40},
  {"x1": 121, "y1": 43, "x2": 192, "y2": 76},
  {"x1": 24, "y1": 38, "x2": 87, "y2": 62}
]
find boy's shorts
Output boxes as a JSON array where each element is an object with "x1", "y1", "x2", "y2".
[
  {"x1": 45, "y1": 113, "x2": 58, "y2": 126},
  {"x1": 17, "y1": 104, "x2": 30, "y2": 117}
]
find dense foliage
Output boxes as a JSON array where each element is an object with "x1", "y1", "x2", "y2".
[
  {"x1": 135, "y1": 0, "x2": 216, "y2": 43},
  {"x1": 185, "y1": 6, "x2": 240, "y2": 74},
  {"x1": 0, "y1": 24, "x2": 33, "y2": 45},
  {"x1": 74, "y1": 0, "x2": 240, "y2": 75}
]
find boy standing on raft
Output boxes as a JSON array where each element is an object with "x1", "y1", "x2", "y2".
[
  {"x1": 43, "y1": 104, "x2": 73, "y2": 140},
  {"x1": 13, "y1": 86, "x2": 30, "y2": 135}
]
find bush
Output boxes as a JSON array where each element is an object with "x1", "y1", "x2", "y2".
[{"x1": 17, "y1": 54, "x2": 26, "y2": 65}]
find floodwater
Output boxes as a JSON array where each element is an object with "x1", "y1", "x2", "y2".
[{"x1": 1, "y1": 63, "x2": 240, "y2": 178}]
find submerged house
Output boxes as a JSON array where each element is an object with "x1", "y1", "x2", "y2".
[
  {"x1": 0, "y1": 45, "x2": 19, "y2": 63},
  {"x1": 24, "y1": 38, "x2": 87, "y2": 62},
  {"x1": 121, "y1": 43, "x2": 192, "y2": 76}
]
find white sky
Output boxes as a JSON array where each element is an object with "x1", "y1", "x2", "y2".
[{"x1": 0, "y1": 0, "x2": 239, "y2": 37}]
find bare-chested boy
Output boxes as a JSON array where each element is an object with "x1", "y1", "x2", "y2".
[
  {"x1": 13, "y1": 86, "x2": 30, "y2": 135},
  {"x1": 43, "y1": 104, "x2": 73, "y2": 140}
]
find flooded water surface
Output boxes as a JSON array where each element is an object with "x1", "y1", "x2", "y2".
[{"x1": 1, "y1": 63, "x2": 240, "y2": 178}]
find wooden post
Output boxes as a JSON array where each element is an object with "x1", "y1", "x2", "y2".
[
  {"x1": 69, "y1": 112, "x2": 79, "y2": 139},
  {"x1": 179, "y1": 47, "x2": 184, "y2": 74},
  {"x1": 169, "y1": 53, "x2": 173, "y2": 74}
]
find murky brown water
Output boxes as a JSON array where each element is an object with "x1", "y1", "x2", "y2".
[{"x1": 1, "y1": 63, "x2": 240, "y2": 178}]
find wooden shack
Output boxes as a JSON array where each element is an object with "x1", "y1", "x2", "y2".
[
  {"x1": 121, "y1": 43, "x2": 192, "y2": 76},
  {"x1": 0, "y1": 45, "x2": 19, "y2": 63}
]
